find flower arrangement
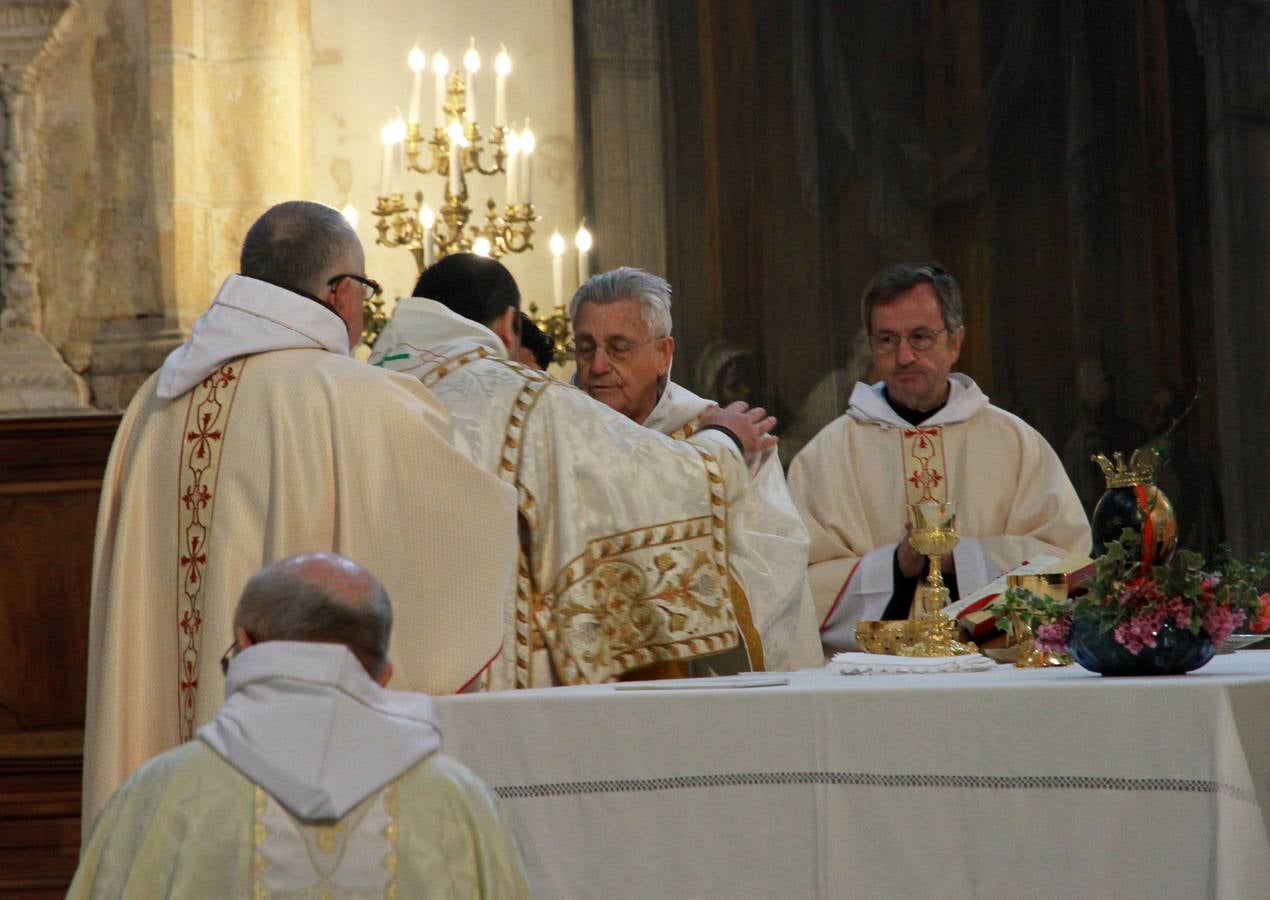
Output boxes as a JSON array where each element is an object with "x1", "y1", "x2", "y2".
[{"x1": 1008, "y1": 530, "x2": 1270, "y2": 659}]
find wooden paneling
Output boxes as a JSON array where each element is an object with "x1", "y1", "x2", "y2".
[{"x1": 0, "y1": 413, "x2": 119, "y2": 895}]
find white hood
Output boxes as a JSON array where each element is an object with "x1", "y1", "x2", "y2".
[
  {"x1": 198, "y1": 641, "x2": 442, "y2": 822},
  {"x1": 846, "y1": 373, "x2": 989, "y2": 428},
  {"x1": 369, "y1": 296, "x2": 506, "y2": 373},
  {"x1": 642, "y1": 379, "x2": 713, "y2": 435},
  {"x1": 156, "y1": 275, "x2": 350, "y2": 399}
]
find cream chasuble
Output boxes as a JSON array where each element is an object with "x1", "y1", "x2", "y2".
[
  {"x1": 372, "y1": 299, "x2": 755, "y2": 689},
  {"x1": 643, "y1": 381, "x2": 825, "y2": 669},
  {"x1": 84, "y1": 276, "x2": 518, "y2": 829},
  {"x1": 788, "y1": 375, "x2": 1090, "y2": 653},
  {"x1": 72, "y1": 643, "x2": 529, "y2": 898}
]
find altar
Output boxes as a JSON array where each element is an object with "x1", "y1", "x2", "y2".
[{"x1": 436, "y1": 652, "x2": 1270, "y2": 899}]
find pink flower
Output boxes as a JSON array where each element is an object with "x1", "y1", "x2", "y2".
[
  {"x1": 1113, "y1": 608, "x2": 1167, "y2": 655},
  {"x1": 1036, "y1": 616, "x2": 1071, "y2": 652},
  {"x1": 1165, "y1": 597, "x2": 1192, "y2": 628},
  {"x1": 1203, "y1": 604, "x2": 1247, "y2": 646}
]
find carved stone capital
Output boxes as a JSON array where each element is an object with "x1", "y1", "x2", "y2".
[{"x1": 0, "y1": 1, "x2": 70, "y2": 73}]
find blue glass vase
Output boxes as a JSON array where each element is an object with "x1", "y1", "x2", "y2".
[{"x1": 1068, "y1": 615, "x2": 1215, "y2": 676}]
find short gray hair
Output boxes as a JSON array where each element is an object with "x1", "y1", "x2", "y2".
[
  {"x1": 569, "y1": 267, "x2": 673, "y2": 339},
  {"x1": 861, "y1": 261, "x2": 964, "y2": 335},
  {"x1": 240, "y1": 200, "x2": 359, "y2": 298},
  {"x1": 233, "y1": 557, "x2": 393, "y2": 679}
]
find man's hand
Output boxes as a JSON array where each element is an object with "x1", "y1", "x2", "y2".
[
  {"x1": 698, "y1": 401, "x2": 778, "y2": 466},
  {"x1": 897, "y1": 523, "x2": 955, "y2": 579}
]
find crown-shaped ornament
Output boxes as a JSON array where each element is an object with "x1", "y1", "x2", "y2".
[{"x1": 1092, "y1": 447, "x2": 1157, "y2": 488}]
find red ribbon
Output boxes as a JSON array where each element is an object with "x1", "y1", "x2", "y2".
[{"x1": 1135, "y1": 484, "x2": 1155, "y2": 566}]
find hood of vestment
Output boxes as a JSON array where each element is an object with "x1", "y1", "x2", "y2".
[
  {"x1": 197, "y1": 641, "x2": 442, "y2": 823},
  {"x1": 642, "y1": 380, "x2": 714, "y2": 435},
  {"x1": 369, "y1": 297, "x2": 506, "y2": 372},
  {"x1": 846, "y1": 373, "x2": 989, "y2": 428},
  {"x1": 156, "y1": 275, "x2": 349, "y2": 399}
]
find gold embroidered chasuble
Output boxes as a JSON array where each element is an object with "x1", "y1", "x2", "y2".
[
  {"x1": 789, "y1": 375, "x2": 1090, "y2": 652},
  {"x1": 372, "y1": 298, "x2": 754, "y2": 689},
  {"x1": 642, "y1": 381, "x2": 826, "y2": 670},
  {"x1": 69, "y1": 744, "x2": 529, "y2": 898},
  {"x1": 85, "y1": 278, "x2": 518, "y2": 830}
]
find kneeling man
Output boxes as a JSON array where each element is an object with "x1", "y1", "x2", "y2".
[
  {"x1": 72, "y1": 554, "x2": 530, "y2": 897},
  {"x1": 788, "y1": 262, "x2": 1090, "y2": 653}
]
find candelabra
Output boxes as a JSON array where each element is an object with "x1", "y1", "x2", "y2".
[
  {"x1": 525, "y1": 300, "x2": 574, "y2": 367},
  {"x1": 368, "y1": 43, "x2": 539, "y2": 345}
]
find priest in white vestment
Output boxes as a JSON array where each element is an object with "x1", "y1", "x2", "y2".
[
  {"x1": 787, "y1": 262, "x2": 1090, "y2": 653},
  {"x1": 71, "y1": 554, "x2": 530, "y2": 898},
  {"x1": 570, "y1": 268, "x2": 823, "y2": 670},
  {"x1": 371, "y1": 254, "x2": 781, "y2": 689},
  {"x1": 84, "y1": 203, "x2": 517, "y2": 829}
]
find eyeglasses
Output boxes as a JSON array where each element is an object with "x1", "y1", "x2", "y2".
[
  {"x1": 328, "y1": 273, "x2": 382, "y2": 303},
  {"x1": 575, "y1": 337, "x2": 660, "y2": 364},
  {"x1": 220, "y1": 640, "x2": 240, "y2": 676},
  {"x1": 868, "y1": 328, "x2": 947, "y2": 354}
]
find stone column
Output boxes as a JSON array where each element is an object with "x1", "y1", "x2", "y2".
[
  {"x1": 0, "y1": 0, "x2": 89, "y2": 412},
  {"x1": 1187, "y1": 0, "x2": 1270, "y2": 555}
]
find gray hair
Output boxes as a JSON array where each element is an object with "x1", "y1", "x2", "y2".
[
  {"x1": 860, "y1": 261, "x2": 964, "y2": 335},
  {"x1": 569, "y1": 267, "x2": 673, "y2": 339},
  {"x1": 233, "y1": 556, "x2": 393, "y2": 679},
  {"x1": 240, "y1": 200, "x2": 359, "y2": 298}
]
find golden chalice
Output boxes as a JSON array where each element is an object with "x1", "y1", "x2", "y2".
[{"x1": 899, "y1": 500, "x2": 978, "y2": 657}]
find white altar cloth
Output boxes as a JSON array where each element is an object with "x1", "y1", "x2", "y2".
[{"x1": 437, "y1": 652, "x2": 1270, "y2": 899}]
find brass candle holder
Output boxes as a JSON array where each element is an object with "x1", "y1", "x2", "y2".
[{"x1": 898, "y1": 500, "x2": 978, "y2": 657}]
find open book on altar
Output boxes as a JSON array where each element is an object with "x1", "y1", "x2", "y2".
[{"x1": 945, "y1": 552, "x2": 1097, "y2": 641}]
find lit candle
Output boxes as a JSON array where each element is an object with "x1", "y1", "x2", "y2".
[
  {"x1": 390, "y1": 115, "x2": 407, "y2": 195},
  {"x1": 520, "y1": 123, "x2": 535, "y2": 205},
  {"x1": 574, "y1": 222, "x2": 593, "y2": 287},
  {"x1": 447, "y1": 120, "x2": 465, "y2": 198},
  {"x1": 341, "y1": 202, "x2": 359, "y2": 230},
  {"x1": 408, "y1": 45, "x2": 426, "y2": 126},
  {"x1": 463, "y1": 37, "x2": 480, "y2": 123},
  {"x1": 432, "y1": 51, "x2": 450, "y2": 129},
  {"x1": 420, "y1": 203, "x2": 436, "y2": 268},
  {"x1": 472, "y1": 236, "x2": 492, "y2": 257},
  {"x1": 504, "y1": 129, "x2": 520, "y2": 206},
  {"x1": 550, "y1": 231, "x2": 565, "y2": 309},
  {"x1": 379, "y1": 120, "x2": 395, "y2": 197},
  {"x1": 494, "y1": 45, "x2": 511, "y2": 128}
]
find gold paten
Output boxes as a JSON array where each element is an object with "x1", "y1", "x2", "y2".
[{"x1": 855, "y1": 619, "x2": 926, "y2": 655}]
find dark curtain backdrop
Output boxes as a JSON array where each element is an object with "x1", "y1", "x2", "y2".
[{"x1": 575, "y1": 0, "x2": 1269, "y2": 555}]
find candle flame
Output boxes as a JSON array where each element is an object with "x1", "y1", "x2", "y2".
[
  {"x1": 389, "y1": 116, "x2": 408, "y2": 144},
  {"x1": 520, "y1": 125, "x2": 536, "y2": 155},
  {"x1": 432, "y1": 51, "x2": 449, "y2": 76},
  {"x1": 380, "y1": 120, "x2": 396, "y2": 146},
  {"x1": 550, "y1": 231, "x2": 565, "y2": 256},
  {"x1": 447, "y1": 119, "x2": 468, "y2": 147},
  {"x1": 495, "y1": 45, "x2": 512, "y2": 77},
  {"x1": 472, "y1": 236, "x2": 492, "y2": 257},
  {"x1": 419, "y1": 203, "x2": 435, "y2": 230},
  {"x1": 464, "y1": 37, "x2": 480, "y2": 73},
  {"x1": 408, "y1": 45, "x2": 426, "y2": 72},
  {"x1": 505, "y1": 129, "x2": 521, "y2": 155},
  {"x1": 341, "y1": 203, "x2": 359, "y2": 229},
  {"x1": 574, "y1": 224, "x2": 593, "y2": 253}
]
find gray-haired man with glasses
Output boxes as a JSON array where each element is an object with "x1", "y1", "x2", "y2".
[{"x1": 788, "y1": 262, "x2": 1090, "y2": 654}]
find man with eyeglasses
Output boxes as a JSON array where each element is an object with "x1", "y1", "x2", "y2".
[
  {"x1": 72, "y1": 553, "x2": 530, "y2": 897},
  {"x1": 788, "y1": 262, "x2": 1089, "y2": 654},
  {"x1": 372, "y1": 253, "x2": 789, "y2": 688},
  {"x1": 571, "y1": 268, "x2": 824, "y2": 672},
  {"x1": 84, "y1": 201, "x2": 517, "y2": 830}
]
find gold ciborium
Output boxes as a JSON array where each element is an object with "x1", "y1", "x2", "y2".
[{"x1": 899, "y1": 500, "x2": 978, "y2": 657}]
